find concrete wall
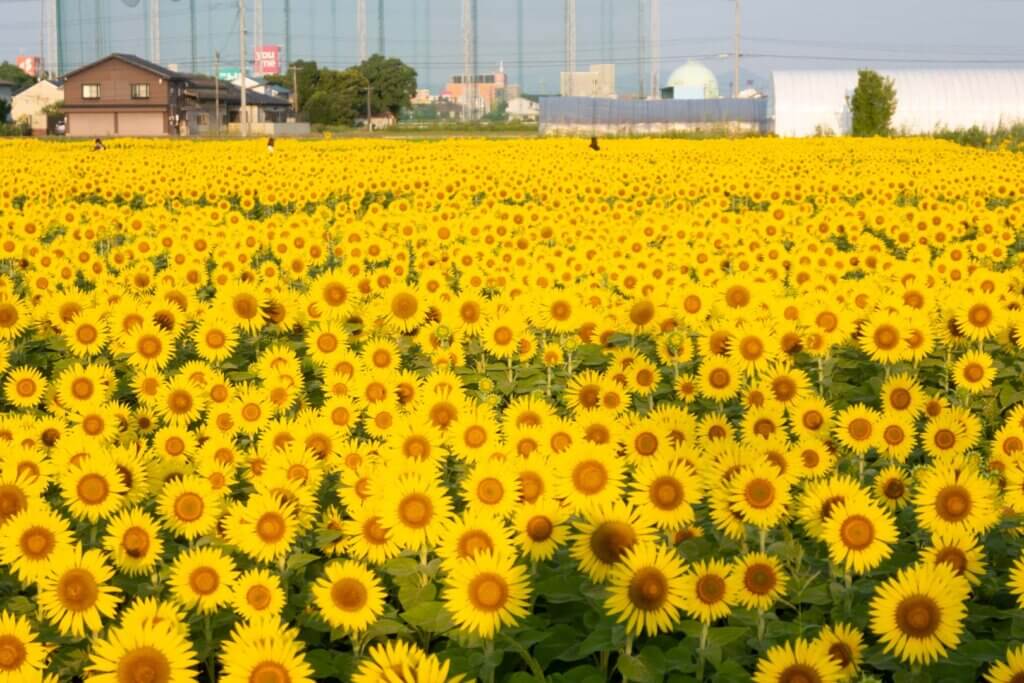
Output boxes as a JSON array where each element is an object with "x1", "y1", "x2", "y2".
[{"x1": 225, "y1": 121, "x2": 311, "y2": 136}]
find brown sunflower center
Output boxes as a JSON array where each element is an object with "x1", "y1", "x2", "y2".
[
  {"x1": 398, "y1": 493, "x2": 433, "y2": 528},
  {"x1": 847, "y1": 418, "x2": 872, "y2": 441},
  {"x1": 249, "y1": 660, "x2": 291, "y2": 683},
  {"x1": 695, "y1": 574, "x2": 726, "y2": 604},
  {"x1": 889, "y1": 388, "x2": 912, "y2": 410},
  {"x1": 77, "y1": 473, "x2": 110, "y2": 505},
  {"x1": 257, "y1": 512, "x2": 287, "y2": 543},
  {"x1": 650, "y1": 476, "x2": 684, "y2": 510},
  {"x1": 174, "y1": 492, "x2": 204, "y2": 522},
  {"x1": 0, "y1": 634, "x2": 26, "y2": 671},
  {"x1": 935, "y1": 485, "x2": 972, "y2": 522},
  {"x1": 895, "y1": 595, "x2": 940, "y2": 638},
  {"x1": 778, "y1": 664, "x2": 823, "y2": 683},
  {"x1": 828, "y1": 642, "x2": 853, "y2": 669},
  {"x1": 116, "y1": 645, "x2": 171, "y2": 683},
  {"x1": 589, "y1": 521, "x2": 637, "y2": 564},
  {"x1": 744, "y1": 478, "x2": 776, "y2": 509},
  {"x1": 873, "y1": 324, "x2": 900, "y2": 350},
  {"x1": 58, "y1": 568, "x2": 99, "y2": 611},
  {"x1": 743, "y1": 563, "x2": 777, "y2": 595},
  {"x1": 572, "y1": 460, "x2": 608, "y2": 495},
  {"x1": 189, "y1": 567, "x2": 220, "y2": 596},
  {"x1": 839, "y1": 515, "x2": 875, "y2": 550},
  {"x1": 20, "y1": 526, "x2": 55, "y2": 559},
  {"x1": 391, "y1": 292, "x2": 419, "y2": 320},
  {"x1": 708, "y1": 368, "x2": 731, "y2": 390},
  {"x1": 122, "y1": 527, "x2": 151, "y2": 558},
  {"x1": 246, "y1": 585, "x2": 273, "y2": 611},
  {"x1": 331, "y1": 577, "x2": 368, "y2": 611},
  {"x1": 526, "y1": 516, "x2": 554, "y2": 542},
  {"x1": 476, "y1": 478, "x2": 505, "y2": 505},
  {"x1": 468, "y1": 572, "x2": 508, "y2": 611},
  {"x1": 457, "y1": 530, "x2": 493, "y2": 558},
  {"x1": 628, "y1": 567, "x2": 669, "y2": 611}
]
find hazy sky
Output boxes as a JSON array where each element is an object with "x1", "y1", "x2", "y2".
[{"x1": 1, "y1": 0, "x2": 1023, "y2": 93}]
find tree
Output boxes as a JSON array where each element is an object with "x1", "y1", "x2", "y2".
[
  {"x1": 357, "y1": 54, "x2": 417, "y2": 117},
  {"x1": 0, "y1": 62, "x2": 34, "y2": 91},
  {"x1": 265, "y1": 60, "x2": 320, "y2": 110},
  {"x1": 849, "y1": 69, "x2": 897, "y2": 137},
  {"x1": 304, "y1": 69, "x2": 365, "y2": 126}
]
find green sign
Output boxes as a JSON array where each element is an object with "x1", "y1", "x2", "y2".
[{"x1": 217, "y1": 67, "x2": 241, "y2": 81}]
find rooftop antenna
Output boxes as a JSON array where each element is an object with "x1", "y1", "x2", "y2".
[
  {"x1": 649, "y1": 0, "x2": 660, "y2": 99},
  {"x1": 357, "y1": 0, "x2": 367, "y2": 61},
  {"x1": 564, "y1": 0, "x2": 576, "y2": 95}
]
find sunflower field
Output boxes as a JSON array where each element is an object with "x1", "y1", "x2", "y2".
[{"x1": 0, "y1": 137, "x2": 1023, "y2": 683}]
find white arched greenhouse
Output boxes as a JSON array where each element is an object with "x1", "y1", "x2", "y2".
[{"x1": 772, "y1": 69, "x2": 1024, "y2": 137}]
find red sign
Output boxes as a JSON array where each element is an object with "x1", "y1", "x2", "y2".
[
  {"x1": 254, "y1": 45, "x2": 281, "y2": 76},
  {"x1": 16, "y1": 55, "x2": 41, "y2": 78}
]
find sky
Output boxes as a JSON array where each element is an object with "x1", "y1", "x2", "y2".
[{"x1": 1, "y1": 0, "x2": 1023, "y2": 94}]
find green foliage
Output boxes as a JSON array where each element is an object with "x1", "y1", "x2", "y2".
[
  {"x1": 850, "y1": 69, "x2": 897, "y2": 137},
  {"x1": 0, "y1": 61, "x2": 34, "y2": 91},
  {"x1": 0, "y1": 98, "x2": 10, "y2": 123}
]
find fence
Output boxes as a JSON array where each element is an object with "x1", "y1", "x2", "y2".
[{"x1": 539, "y1": 97, "x2": 769, "y2": 136}]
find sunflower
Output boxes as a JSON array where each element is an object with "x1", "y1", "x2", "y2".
[
  {"x1": 227, "y1": 493, "x2": 297, "y2": 560},
  {"x1": 869, "y1": 562, "x2": 970, "y2": 665},
  {"x1": 753, "y1": 638, "x2": 842, "y2": 683},
  {"x1": 629, "y1": 454, "x2": 702, "y2": 530},
  {"x1": 874, "y1": 465, "x2": 912, "y2": 512},
  {"x1": 158, "y1": 474, "x2": 223, "y2": 541},
  {"x1": 0, "y1": 294, "x2": 30, "y2": 341},
  {"x1": 797, "y1": 475, "x2": 872, "y2": 540},
  {"x1": 858, "y1": 312, "x2": 907, "y2": 364},
  {"x1": 38, "y1": 546, "x2": 121, "y2": 637},
  {"x1": 986, "y1": 644, "x2": 1024, "y2": 683},
  {"x1": 732, "y1": 552, "x2": 788, "y2": 612},
  {"x1": 377, "y1": 284, "x2": 428, "y2": 333},
  {"x1": 378, "y1": 472, "x2": 453, "y2": 551},
  {"x1": 698, "y1": 356, "x2": 743, "y2": 402},
  {"x1": 512, "y1": 497, "x2": 569, "y2": 562},
  {"x1": 815, "y1": 622, "x2": 864, "y2": 680},
  {"x1": 312, "y1": 560, "x2": 386, "y2": 634},
  {"x1": 218, "y1": 618, "x2": 315, "y2": 683},
  {"x1": 921, "y1": 532, "x2": 986, "y2": 586},
  {"x1": 822, "y1": 500, "x2": 898, "y2": 574},
  {"x1": 124, "y1": 321, "x2": 175, "y2": 370},
  {"x1": 604, "y1": 542, "x2": 687, "y2": 637},
  {"x1": 956, "y1": 292, "x2": 1006, "y2": 342},
  {"x1": 555, "y1": 443, "x2": 625, "y2": 513},
  {"x1": 436, "y1": 509, "x2": 516, "y2": 568},
  {"x1": 443, "y1": 550, "x2": 531, "y2": 639},
  {"x1": 193, "y1": 316, "x2": 239, "y2": 363},
  {"x1": 341, "y1": 500, "x2": 403, "y2": 565},
  {"x1": 914, "y1": 463, "x2": 999, "y2": 538},
  {"x1": 481, "y1": 313, "x2": 526, "y2": 360},
  {"x1": 570, "y1": 501, "x2": 658, "y2": 583},
  {"x1": 952, "y1": 349, "x2": 996, "y2": 394},
  {"x1": 170, "y1": 546, "x2": 238, "y2": 614},
  {"x1": 60, "y1": 454, "x2": 127, "y2": 522},
  {"x1": 788, "y1": 396, "x2": 834, "y2": 442},
  {"x1": 729, "y1": 463, "x2": 791, "y2": 529},
  {"x1": 4, "y1": 366, "x2": 46, "y2": 408},
  {"x1": 875, "y1": 411, "x2": 916, "y2": 463},
  {"x1": 85, "y1": 614, "x2": 198, "y2": 683},
  {"x1": 103, "y1": 507, "x2": 164, "y2": 576},
  {"x1": 351, "y1": 640, "x2": 434, "y2": 683},
  {"x1": 64, "y1": 308, "x2": 108, "y2": 357},
  {"x1": 155, "y1": 374, "x2": 207, "y2": 426},
  {"x1": 0, "y1": 610, "x2": 48, "y2": 681},
  {"x1": 0, "y1": 504, "x2": 73, "y2": 584},
  {"x1": 879, "y1": 372, "x2": 925, "y2": 417},
  {"x1": 833, "y1": 404, "x2": 879, "y2": 455},
  {"x1": 680, "y1": 559, "x2": 736, "y2": 624}
]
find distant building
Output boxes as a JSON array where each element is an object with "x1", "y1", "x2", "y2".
[
  {"x1": 442, "y1": 69, "x2": 508, "y2": 114},
  {"x1": 773, "y1": 69, "x2": 1024, "y2": 137},
  {"x1": 62, "y1": 53, "x2": 294, "y2": 137},
  {"x1": 662, "y1": 61, "x2": 719, "y2": 100},
  {"x1": 16, "y1": 56, "x2": 42, "y2": 79},
  {"x1": 11, "y1": 79, "x2": 64, "y2": 135},
  {"x1": 507, "y1": 97, "x2": 539, "y2": 121},
  {"x1": 560, "y1": 64, "x2": 615, "y2": 98},
  {"x1": 411, "y1": 89, "x2": 434, "y2": 105}
]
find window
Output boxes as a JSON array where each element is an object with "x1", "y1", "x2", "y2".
[
  {"x1": 131, "y1": 83, "x2": 151, "y2": 99},
  {"x1": 82, "y1": 83, "x2": 100, "y2": 99}
]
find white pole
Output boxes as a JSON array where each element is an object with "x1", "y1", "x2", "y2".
[
  {"x1": 239, "y1": 0, "x2": 248, "y2": 137},
  {"x1": 733, "y1": 0, "x2": 741, "y2": 97},
  {"x1": 253, "y1": 0, "x2": 263, "y2": 75}
]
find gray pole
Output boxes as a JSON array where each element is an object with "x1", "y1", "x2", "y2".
[
  {"x1": 366, "y1": 85, "x2": 372, "y2": 131},
  {"x1": 239, "y1": 0, "x2": 248, "y2": 137},
  {"x1": 733, "y1": 0, "x2": 741, "y2": 97},
  {"x1": 214, "y1": 51, "x2": 220, "y2": 134}
]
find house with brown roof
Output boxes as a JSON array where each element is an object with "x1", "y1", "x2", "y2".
[{"x1": 62, "y1": 53, "x2": 294, "y2": 137}]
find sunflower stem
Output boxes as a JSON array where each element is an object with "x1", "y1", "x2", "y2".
[
  {"x1": 697, "y1": 622, "x2": 709, "y2": 681},
  {"x1": 507, "y1": 356, "x2": 514, "y2": 386},
  {"x1": 756, "y1": 609, "x2": 766, "y2": 649},
  {"x1": 484, "y1": 638, "x2": 496, "y2": 683},
  {"x1": 759, "y1": 527, "x2": 767, "y2": 554},
  {"x1": 546, "y1": 366, "x2": 552, "y2": 397},
  {"x1": 204, "y1": 613, "x2": 215, "y2": 682}
]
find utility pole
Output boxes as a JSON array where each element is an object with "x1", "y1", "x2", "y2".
[
  {"x1": 292, "y1": 64, "x2": 299, "y2": 111},
  {"x1": 649, "y1": 0, "x2": 660, "y2": 99},
  {"x1": 733, "y1": 0, "x2": 741, "y2": 97},
  {"x1": 214, "y1": 51, "x2": 220, "y2": 135},
  {"x1": 637, "y1": 0, "x2": 646, "y2": 99},
  {"x1": 564, "y1": 0, "x2": 576, "y2": 95},
  {"x1": 239, "y1": 0, "x2": 248, "y2": 137}
]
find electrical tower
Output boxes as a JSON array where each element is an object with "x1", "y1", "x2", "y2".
[
  {"x1": 733, "y1": 0, "x2": 741, "y2": 97},
  {"x1": 461, "y1": 0, "x2": 477, "y2": 120},
  {"x1": 331, "y1": 0, "x2": 338, "y2": 67},
  {"x1": 516, "y1": 0, "x2": 523, "y2": 92},
  {"x1": 564, "y1": 0, "x2": 576, "y2": 95},
  {"x1": 44, "y1": 0, "x2": 58, "y2": 76},
  {"x1": 378, "y1": 0, "x2": 384, "y2": 56},
  {"x1": 148, "y1": 0, "x2": 160, "y2": 64},
  {"x1": 649, "y1": 0, "x2": 660, "y2": 99},
  {"x1": 637, "y1": 0, "x2": 646, "y2": 98},
  {"x1": 357, "y1": 0, "x2": 368, "y2": 62}
]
